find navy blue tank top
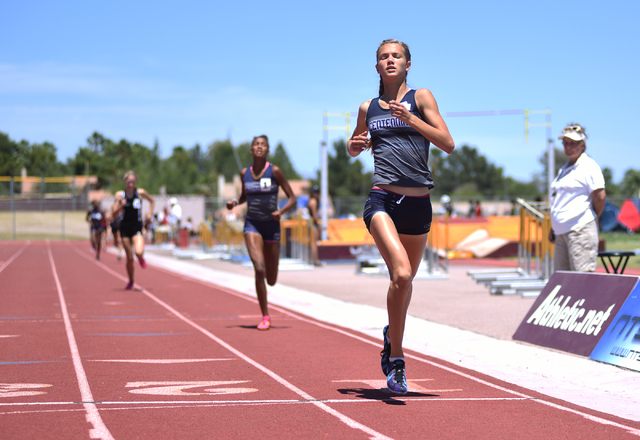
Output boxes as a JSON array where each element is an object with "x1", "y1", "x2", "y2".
[
  {"x1": 120, "y1": 189, "x2": 142, "y2": 228},
  {"x1": 243, "y1": 162, "x2": 279, "y2": 221},
  {"x1": 89, "y1": 208, "x2": 104, "y2": 229},
  {"x1": 366, "y1": 89, "x2": 434, "y2": 188}
]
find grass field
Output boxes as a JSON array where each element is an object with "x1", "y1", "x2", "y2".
[
  {"x1": 0, "y1": 211, "x2": 89, "y2": 241},
  {"x1": 600, "y1": 231, "x2": 640, "y2": 269}
]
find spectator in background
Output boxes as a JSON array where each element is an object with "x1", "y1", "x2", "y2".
[
  {"x1": 307, "y1": 185, "x2": 323, "y2": 266},
  {"x1": 474, "y1": 200, "x2": 483, "y2": 218},
  {"x1": 184, "y1": 217, "x2": 196, "y2": 238},
  {"x1": 467, "y1": 200, "x2": 475, "y2": 218},
  {"x1": 549, "y1": 123, "x2": 606, "y2": 272},
  {"x1": 440, "y1": 194, "x2": 454, "y2": 217},
  {"x1": 168, "y1": 197, "x2": 182, "y2": 242},
  {"x1": 509, "y1": 200, "x2": 519, "y2": 216},
  {"x1": 110, "y1": 211, "x2": 123, "y2": 260},
  {"x1": 148, "y1": 213, "x2": 159, "y2": 244}
]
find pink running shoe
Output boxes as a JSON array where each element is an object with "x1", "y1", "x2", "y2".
[
  {"x1": 138, "y1": 256, "x2": 146, "y2": 268},
  {"x1": 125, "y1": 281, "x2": 134, "y2": 290},
  {"x1": 257, "y1": 316, "x2": 271, "y2": 331}
]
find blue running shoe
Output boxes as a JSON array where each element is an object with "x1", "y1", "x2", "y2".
[
  {"x1": 387, "y1": 359, "x2": 408, "y2": 394},
  {"x1": 380, "y1": 325, "x2": 391, "y2": 375}
]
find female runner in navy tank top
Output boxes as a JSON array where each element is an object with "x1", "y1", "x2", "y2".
[
  {"x1": 86, "y1": 199, "x2": 106, "y2": 260},
  {"x1": 111, "y1": 170, "x2": 155, "y2": 290},
  {"x1": 226, "y1": 135, "x2": 297, "y2": 330},
  {"x1": 347, "y1": 39, "x2": 455, "y2": 394}
]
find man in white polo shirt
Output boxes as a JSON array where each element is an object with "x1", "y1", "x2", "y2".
[
  {"x1": 549, "y1": 123, "x2": 606, "y2": 272},
  {"x1": 168, "y1": 197, "x2": 182, "y2": 242}
]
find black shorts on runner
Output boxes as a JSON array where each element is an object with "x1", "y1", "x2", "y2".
[
  {"x1": 363, "y1": 188, "x2": 432, "y2": 235},
  {"x1": 120, "y1": 226, "x2": 143, "y2": 239},
  {"x1": 243, "y1": 218, "x2": 281, "y2": 242}
]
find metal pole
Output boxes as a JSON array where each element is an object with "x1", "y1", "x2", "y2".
[
  {"x1": 320, "y1": 113, "x2": 330, "y2": 241},
  {"x1": 62, "y1": 199, "x2": 65, "y2": 241},
  {"x1": 10, "y1": 177, "x2": 16, "y2": 241},
  {"x1": 546, "y1": 110, "x2": 554, "y2": 202},
  {"x1": 72, "y1": 176, "x2": 77, "y2": 211},
  {"x1": 320, "y1": 138, "x2": 328, "y2": 242},
  {"x1": 40, "y1": 176, "x2": 45, "y2": 211}
]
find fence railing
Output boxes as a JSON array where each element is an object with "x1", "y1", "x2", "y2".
[
  {"x1": 467, "y1": 198, "x2": 553, "y2": 297},
  {"x1": 0, "y1": 176, "x2": 90, "y2": 212},
  {"x1": 516, "y1": 197, "x2": 553, "y2": 280}
]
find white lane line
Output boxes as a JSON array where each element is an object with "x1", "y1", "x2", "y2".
[
  {"x1": 75, "y1": 248, "x2": 393, "y2": 440},
  {"x1": 48, "y1": 243, "x2": 114, "y2": 440},
  {"x1": 0, "y1": 245, "x2": 28, "y2": 274},
  {"x1": 90, "y1": 358, "x2": 235, "y2": 364},
  {"x1": 0, "y1": 396, "x2": 533, "y2": 407}
]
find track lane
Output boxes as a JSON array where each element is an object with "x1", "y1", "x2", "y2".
[
  {"x1": 58, "y1": 244, "x2": 392, "y2": 439},
  {"x1": 0, "y1": 243, "x2": 110, "y2": 439},
  {"x1": 72, "y1": 243, "x2": 640, "y2": 439},
  {"x1": 1, "y1": 242, "x2": 640, "y2": 439}
]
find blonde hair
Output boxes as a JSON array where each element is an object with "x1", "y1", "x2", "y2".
[{"x1": 123, "y1": 170, "x2": 138, "y2": 181}]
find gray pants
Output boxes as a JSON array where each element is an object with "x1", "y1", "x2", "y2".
[{"x1": 554, "y1": 220, "x2": 598, "y2": 272}]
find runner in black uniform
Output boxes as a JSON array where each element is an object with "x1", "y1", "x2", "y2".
[
  {"x1": 112, "y1": 170, "x2": 155, "y2": 290},
  {"x1": 110, "y1": 213, "x2": 123, "y2": 260},
  {"x1": 347, "y1": 39, "x2": 455, "y2": 393},
  {"x1": 86, "y1": 200, "x2": 106, "y2": 260},
  {"x1": 226, "y1": 135, "x2": 296, "y2": 330}
]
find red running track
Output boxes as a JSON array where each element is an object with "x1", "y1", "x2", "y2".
[{"x1": 1, "y1": 242, "x2": 639, "y2": 439}]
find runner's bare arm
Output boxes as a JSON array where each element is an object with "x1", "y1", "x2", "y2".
[
  {"x1": 138, "y1": 189, "x2": 155, "y2": 222},
  {"x1": 347, "y1": 100, "x2": 372, "y2": 157},
  {"x1": 227, "y1": 168, "x2": 248, "y2": 209},
  {"x1": 272, "y1": 165, "x2": 297, "y2": 220},
  {"x1": 111, "y1": 191, "x2": 125, "y2": 217}
]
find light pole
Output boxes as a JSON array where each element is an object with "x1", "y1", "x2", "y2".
[
  {"x1": 525, "y1": 109, "x2": 553, "y2": 202},
  {"x1": 320, "y1": 112, "x2": 352, "y2": 241}
]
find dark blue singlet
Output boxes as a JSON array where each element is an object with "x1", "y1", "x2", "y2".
[
  {"x1": 89, "y1": 208, "x2": 105, "y2": 231},
  {"x1": 242, "y1": 162, "x2": 281, "y2": 242},
  {"x1": 366, "y1": 89, "x2": 434, "y2": 189},
  {"x1": 243, "y1": 162, "x2": 279, "y2": 221}
]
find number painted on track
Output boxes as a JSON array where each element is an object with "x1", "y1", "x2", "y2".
[
  {"x1": 0, "y1": 383, "x2": 52, "y2": 397},
  {"x1": 126, "y1": 381, "x2": 258, "y2": 396}
]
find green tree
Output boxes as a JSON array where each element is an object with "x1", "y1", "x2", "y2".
[
  {"x1": 503, "y1": 177, "x2": 542, "y2": 198},
  {"x1": 536, "y1": 146, "x2": 567, "y2": 190},
  {"x1": 430, "y1": 145, "x2": 505, "y2": 197},
  {"x1": 24, "y1": 141, "x2": 64, "y2": 177},
  {"x1": 161, "y1": 146, "x2": 201, "y2": 194},
  {"x1": 189, "y1": 143, "x2": 209, "y2": 176},
  {"x1": 270, "y1": 142, "x2": 301, "y2": 180},
  {"x1": 329, "y1": 139, "x2": 372, "y2": 198},
  {"x1": 207, "y1": 139, "x2": 244, "y2": 182},
  {"x1": 620, "y1": 169, "x2": 640, "y2": 197},
  {"x1": 601, "y1": 167, "x2": 620, "y2": 196},
  {"x1": 0, "y1": 132, "x2": 27, "y2": 176}
]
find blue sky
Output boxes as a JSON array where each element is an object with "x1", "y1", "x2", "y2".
[{"x1": 2, "y1": 0, "x2": 638, "y2": 182}]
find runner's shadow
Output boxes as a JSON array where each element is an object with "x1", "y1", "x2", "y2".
[
  {"x1": 337, "y1": 388, "x2": 439, "y2": 406},
  {"x1": 228, "y1": 325, "x2": 291, "y2": 330}
]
